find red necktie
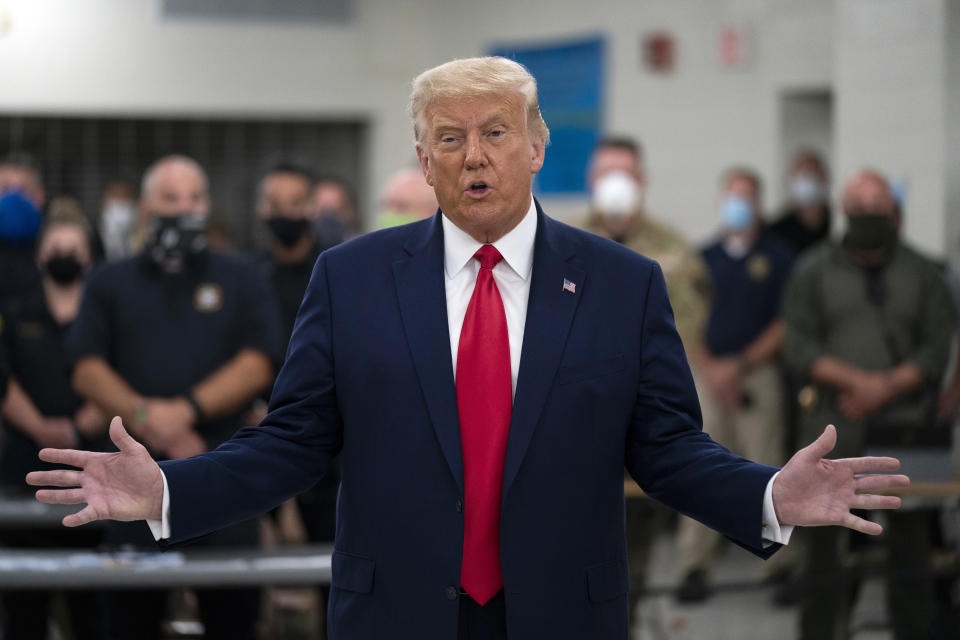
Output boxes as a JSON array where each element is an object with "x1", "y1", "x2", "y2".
[{"x1": 456, "y1": 244, "x2": 512, "y2": 605}]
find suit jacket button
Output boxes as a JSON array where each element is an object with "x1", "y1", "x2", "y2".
[
  {"x1": 456, "y1": 499, "x2": 463, "y2": 513},
  {"x1": 446, "y1": 585, "x2": 459, "y2": 600}
]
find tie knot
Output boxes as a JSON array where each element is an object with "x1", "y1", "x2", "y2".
[{"x1": 474, "y1": 245, "x2": 504, "y2": 270}]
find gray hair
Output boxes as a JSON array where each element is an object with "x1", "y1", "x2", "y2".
[{"x1": 408, "y1": 56, "x2": 550, "y2": 147}]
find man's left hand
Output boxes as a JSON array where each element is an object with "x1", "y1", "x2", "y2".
[{"x1": 772, "y1": 425, "x2": 909, "y2": 535}]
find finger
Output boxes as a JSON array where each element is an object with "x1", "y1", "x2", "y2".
[
  {"x1": 36, "y1": 448, "x2": 93, "y2": 468},
  {"x1": 109, "y1": 416, "x2": 140, "y2": 453},
  {"x1": 850, "y1": 494, "x2": 901, "y2": 510},
  {"x1": 837, "y1": 456, "x2": 901, "y2": 474},
  {"x1": 35, "y1": 488, "x2": 87, "y2": 505},
  {"x1": 804, "y1": 424, "x2": 837, "y2": 460},
  {"x1": 842, "y1": 512, "x2": 883, "y2": 535},
  {"x1": 63, "y1": 505, "x2": 99, "y2": 528},
  {"x1": 24, "y1": 469, "x2": 81, "y2": 487},
  {"x1": 855, "y1": 474, "x2": 910, "y2": 492}
]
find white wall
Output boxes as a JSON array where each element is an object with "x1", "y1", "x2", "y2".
[
  {"x1": 0, "y1": 0, "x2": 952, "y2": 256},
  {"x1": 834, "y1": 0, "x2": 949, "y2": 255}
]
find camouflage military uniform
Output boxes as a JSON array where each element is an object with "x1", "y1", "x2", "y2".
[{"x1": 583, "y1": 213, "x2": 710, "y2": 352}]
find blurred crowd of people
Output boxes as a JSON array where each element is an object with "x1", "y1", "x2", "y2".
[{"x1": 0, "y1": 139, "x2": 957, "y2": 639}]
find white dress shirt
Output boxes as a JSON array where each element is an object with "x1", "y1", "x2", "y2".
[{"x1": 149, "y1": 196, "x2": 792, "y2": 546}]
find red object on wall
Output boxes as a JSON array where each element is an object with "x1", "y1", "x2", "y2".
[{"x1": 643, "y1": 32, "x2": 675, "y2": 73}]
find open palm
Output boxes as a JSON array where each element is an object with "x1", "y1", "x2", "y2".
[
  {"x1": 773, "y1": 425, "x2": 910, "y2": 535},
  {"x1": 26, "y1": 417, "x2": 164, "y2": 527}
]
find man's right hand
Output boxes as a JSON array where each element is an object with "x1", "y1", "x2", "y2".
[{"x1": 26, "y1": 417, "x2": 164, "y2": 526}]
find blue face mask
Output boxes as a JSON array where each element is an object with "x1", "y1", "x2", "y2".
[
  {"x1": 0, "y1": 190, "x2": 42, "y2": 246},
  {"x1": 721, "y1": 195, "x2": 754, "y2": 231}
]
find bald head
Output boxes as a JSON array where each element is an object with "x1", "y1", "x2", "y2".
[
  {"x1": 841, "y1": 169, "x2": 895, "y2": 218},
  {"x1": 381, "y1": 167, "x2": 438, "y2": 220},
  {"x1": 140, "y1": 155, "x2": 210, "y2": 218}
]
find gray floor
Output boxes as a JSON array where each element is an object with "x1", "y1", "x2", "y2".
[{"x1": 634, "y1": 532, "x2": 894, "y2": 640}]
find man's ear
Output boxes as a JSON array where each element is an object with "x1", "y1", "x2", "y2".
[
  {"x1": 530, "y1": 139, "x2": 546, "y2": 174},
  {"x1": 416, "y1": 145, "x2": 434, "y2": 187}
]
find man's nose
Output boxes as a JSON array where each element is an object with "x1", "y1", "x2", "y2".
[{"x1": 464, "y1": 132, "x2": 486, "y2": 169}]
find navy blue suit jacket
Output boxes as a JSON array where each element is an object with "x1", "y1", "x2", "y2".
[{"x1": 160, "y1": 204, "x2": 779, "y2": 639}]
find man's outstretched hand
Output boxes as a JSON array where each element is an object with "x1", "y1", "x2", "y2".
[
  {"x1": 26, "y1": 417, "x2": 164, "y2": 527},
  {"x1": 773, "y1": 424, "x2": 909, "y2": 535}
]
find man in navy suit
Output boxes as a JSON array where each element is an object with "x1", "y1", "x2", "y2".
[{"x1": 29, "y1": 57, "x2": 908, "y2": 640}]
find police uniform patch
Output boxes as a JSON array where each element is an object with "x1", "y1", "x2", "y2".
[
  {"x1": 194, "y1": 283, "x2": 223, "y2": 313},
  {"x1": 747, "y1": 253, "x2": 771, "y2": 281},
  {"x1": 16, "y1": 321, "x2": 45, "y2": 340}
]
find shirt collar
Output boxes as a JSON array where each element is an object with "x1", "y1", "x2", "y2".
[{"x1": 441, "y1": 197, "x2": 537, "y2": 280}]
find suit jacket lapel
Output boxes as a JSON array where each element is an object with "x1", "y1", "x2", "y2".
[
  {"x1": 503, "y1": 205, "x2": 584, "y2": 495},
  {"x1": 393, "y1": 214, "x2": 464, "y2": 492}
]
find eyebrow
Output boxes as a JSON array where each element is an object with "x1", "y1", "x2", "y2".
[{"x1": 432, "y1": 112, "x2": 512, "y2": 134}]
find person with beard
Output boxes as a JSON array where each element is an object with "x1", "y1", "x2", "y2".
[
  {"x1": 0, "y1": 153, "x2": 46, "y2": 308},
  {"x1": 769, "y1": 150, "x2": 832, "y2": 256},
  {"x1": 0, "y1": 202, "x2": 108, "y2": 639},
  {"x1": 579, "y1": 137, "x2": 711, "y2": 619},
  {"x1": 783, "y1": 169, "x2": 956, "y2": 640},
  {"x1": 64, "y1": 154, "x2": 283, "y2": 640}
]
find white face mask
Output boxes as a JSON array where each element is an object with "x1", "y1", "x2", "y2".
[
  {"x1": 100, "y1": 200, "x2": 136, "y2": 260},
  {"x1": 592, "y1": 171, "x2": 641, "y2": 219},
  {"x1": 789, "y1": 172, "x2": 825, "y2": 206}
]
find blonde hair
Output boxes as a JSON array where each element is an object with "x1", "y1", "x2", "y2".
[
  {"x1": 408, "y1": 56, "x2": 550, "y2": 147},
  {"x1": 40, "y1": 196, "x2": 93, "y2": 246}
]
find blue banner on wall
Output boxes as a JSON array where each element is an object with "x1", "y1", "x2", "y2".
[{"x1": 490, "y1": 36, "x2": 605, "y2": 196}]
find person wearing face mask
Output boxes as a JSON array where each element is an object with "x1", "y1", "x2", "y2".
[
  {"x1": 94, "y1": 177, "x2": 139, "y2": 262},
  {"x1": 580, "y1": 137, "x2": 711, "y2": 619},
  {"x1": 378, "y1": 166, "x2": 439, "y2": 228},
  {"x1": 310, "y1": 175, "x2": 354, "y2": 245},
  {"x1": 769, "y1": 150, "x2": 832, "y2": 256},
  {"x1": 0, "y1": 152, "x2": 46, "y2": 308},
  {"x1": 0, "y1": 203, "x2": 109, "y2": 639},
  {"x1": 64, "y1": 154, "x2": 283, "y2": 640},
  {"x1": 783, "y1": 169, "x2": 956, "y2": 640},
  {"x1": 255, "y1": 160, "x2": 342, "y2": 578},
  {"x1": 676, "y1": 167, "x2": 795, "y2": 603}
]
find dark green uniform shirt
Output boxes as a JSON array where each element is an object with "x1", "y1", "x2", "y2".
[{"x1": 783, "y1": 241, "x2": 956, "y2": 450}]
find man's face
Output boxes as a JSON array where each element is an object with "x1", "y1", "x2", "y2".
[
  {"x1": 844, "y1": 176, "x2": 895, "y2": 219},
  {"x1": 0, "y1": 164, "x2": 45, "y2": 208},
  {"x1": 588, "y1": 147, "x2": 643, "y2": 189},
  {"x1": 381, "y1": 171, "x2": 438, "y2": 220},
  {"x1": 724, "y1": 175, "x2": 760, "y2": 213},
  {"x1": 258, "y1": 172, "x2": 312, "y2": 221},
  {"x1": 416, "y1": 93, "x2": 545, "y2": 243},
  {"x1": 139, "y1": 161, "x2": 210, "y2": 220}
]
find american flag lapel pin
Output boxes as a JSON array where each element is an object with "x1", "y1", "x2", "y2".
[{"x1": 562, "y1": 278, "x2": 576, "y2": 294}]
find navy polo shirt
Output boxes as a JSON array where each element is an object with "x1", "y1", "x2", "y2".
[
  {"x1": 701, "y1": 231, "x2": 794, "y2": 356},
  {"x1": 66, "y1": 251, "x2": 283, "y2": 452}
]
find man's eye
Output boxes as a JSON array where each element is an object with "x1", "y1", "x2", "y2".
[{"x1": 489, "y1": 130, "x2": 505, "y2": 137}]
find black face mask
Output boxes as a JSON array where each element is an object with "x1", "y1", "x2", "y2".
[
  {"x1": 266, "y1": 216, "x2": 310, "y2": 247},
  {"x1": 845, "y1": 212, "x2": 896, "y2": 252},
  {"x1": 144, "y1": 214, "x2": 208, "y2": 274},
  {"x1": 43, "y1": 253, "x2": 85, "y2": 285}
]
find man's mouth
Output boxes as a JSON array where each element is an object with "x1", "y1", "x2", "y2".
[{"x1": 466, "y1": 182, "x2": 490, "y2": 197}]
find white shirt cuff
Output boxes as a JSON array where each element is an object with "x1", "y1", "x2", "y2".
[
  {"x1": 761, "y1": 470, "x2": 794, "y2": 546},
  {"x1": 145, "y1": 470, "x2": 171, "y2": 541}
]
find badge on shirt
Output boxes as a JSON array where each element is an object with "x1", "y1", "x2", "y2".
[
  {"x1": 747, "y1": 253, "x2": 771, "y2": 281},
  {"x1": 16, "y1": 321, "x2": 45, "y2": 340},
  {"x1": 194, "y1": 283, "x2": 223, "y2": 313}
]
